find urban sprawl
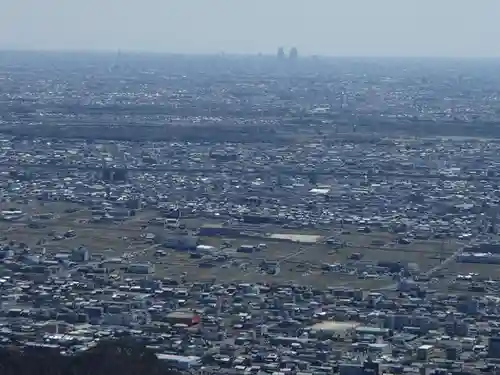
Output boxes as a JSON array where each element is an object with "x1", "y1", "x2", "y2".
[{"x1": 0, "y1": 51, "x2": 500, "y2": 374}]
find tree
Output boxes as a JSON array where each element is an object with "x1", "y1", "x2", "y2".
[{"x1": 0, "y1": 339, "x2": 179, "y2": 375}]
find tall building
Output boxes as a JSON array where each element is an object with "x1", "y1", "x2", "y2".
[
  {"x1": 101, "y1": 167, "x2": 128, "y2": 183},
  {"x1": 289, "y1": 47, "x2": 298, "y2": 60},
  {"x1": 277, "y1": 47, "x2": 285, "y2": 60}
]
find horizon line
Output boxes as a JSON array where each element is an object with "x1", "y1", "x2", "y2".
[{"x1": 1, "y1": 48, "x2": 500, "y2": 60}]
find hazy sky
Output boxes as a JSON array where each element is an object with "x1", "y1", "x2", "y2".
[{"x1": 1, "y1": 0, "x2": 499, "y2": 57}]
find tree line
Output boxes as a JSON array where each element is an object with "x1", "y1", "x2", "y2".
[{"x1": 0, "y1": 339, "x2": 179, "y2": 375}]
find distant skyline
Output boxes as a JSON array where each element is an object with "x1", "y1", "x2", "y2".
[{"x1": 1, "y1": 0, "x2": 500, "y2": 58}]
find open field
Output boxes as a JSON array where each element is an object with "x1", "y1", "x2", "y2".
[
  {"x1": 438, "y1": 261, "x2": 500, "y2": 279},
  {"x1": 0, "y1": 200, "x2": 481, "y2": 289}
]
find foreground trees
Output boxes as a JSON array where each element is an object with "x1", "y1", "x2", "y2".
[{"x1": 0, "y1": 339, "x2": 177, "y2": 375}]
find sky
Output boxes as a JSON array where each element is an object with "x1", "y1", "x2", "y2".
[{"x1": 1, "y1": 0, "x2": 499, "y2": 57}]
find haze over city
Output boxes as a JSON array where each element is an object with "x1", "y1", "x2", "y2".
[
  {"x1": 3, "y1": 0, "x2": 500, "y2": 374},
  {"x1": 1, "y1": 0, "x2": 500, "y2": 57}
]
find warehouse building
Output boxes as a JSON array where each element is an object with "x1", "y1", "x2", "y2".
[{"x1": 165, "y1": 310, "x2": 201, "y2": 326}]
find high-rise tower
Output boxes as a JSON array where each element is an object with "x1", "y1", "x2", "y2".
[
  {"x1": 289, "y1": 47, "x2": 298, "y2": 60},
  {"x1": 277, "y1": 47, "x2": 285, "y2": 60}
]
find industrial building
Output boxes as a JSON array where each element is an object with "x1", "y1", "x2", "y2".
[
  {"x1": 165, "y1": 310, "x2": 201, "y2": 326},
  {"x1": 309, "y1": 321, "x2": 359, "y2": 339}
]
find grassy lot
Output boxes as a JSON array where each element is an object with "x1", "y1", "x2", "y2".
[{"x1": 0, "y1": 201, "x2": 465, "y2": 288}]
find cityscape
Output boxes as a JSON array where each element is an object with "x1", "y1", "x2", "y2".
[{"x1": 0, "y1": 49, "x2": 500, "y2": 374}]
